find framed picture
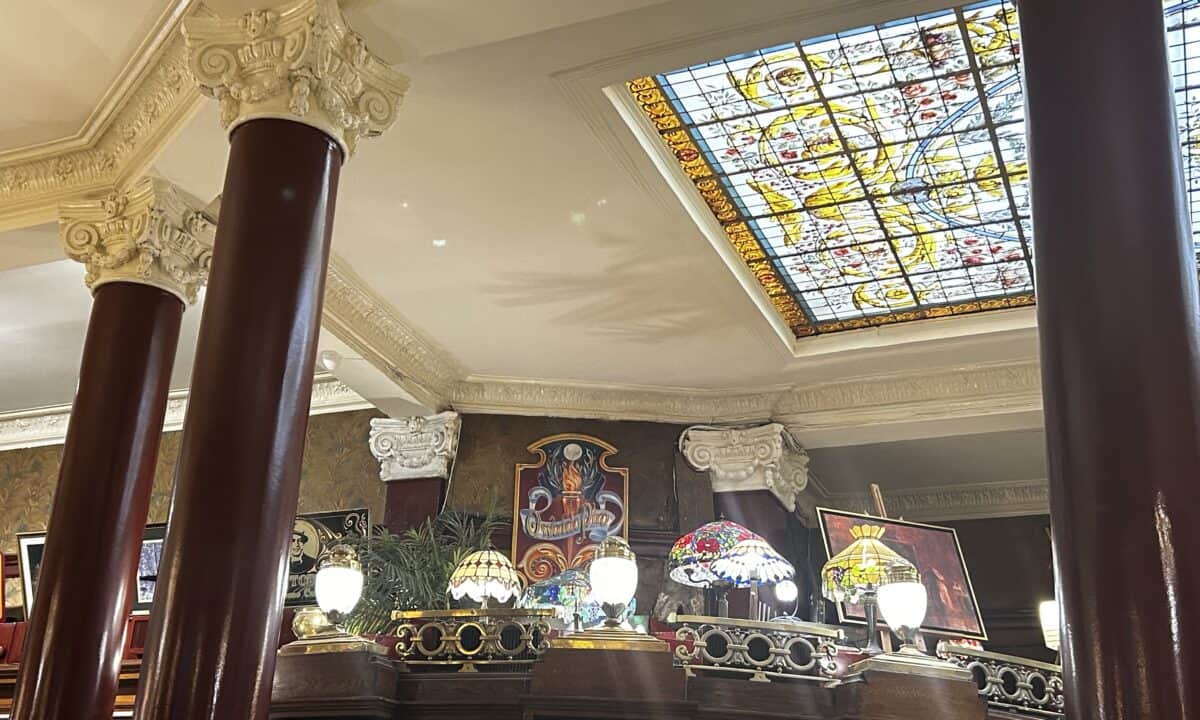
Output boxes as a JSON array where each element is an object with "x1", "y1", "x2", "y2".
[
  {"x1": 19, "y1": 525, "x2": 169, "y2": 617},
  {"x1": 133, "y1": 524, "x2": 167, "y2": 614},
  {"x1": 511, "y1": 434, "x2": 628, "y2": 583},
  {"x1": 17, "y1": 532, "x2": 45, "y2": 618},
  {"x1": 817, "y1": 508, "x2": 987, "y2": 641},
  {"x1": 285, "y1": 508, "x2": 369, "y2": 607}
]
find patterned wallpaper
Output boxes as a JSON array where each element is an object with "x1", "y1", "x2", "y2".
[{"x1": 0, "y1": 409, "x2": 384, "y2": 609}]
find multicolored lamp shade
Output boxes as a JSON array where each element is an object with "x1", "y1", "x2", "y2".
[
  {"x1": 518, "y1": 568, "x2": 592, "y2": 629},
  {"x1": 710, "y1": 538, "x2": 795, "y2": 588},
  {"x1": 820, "y1": 524, "x2": 919, "y2": 604},
  {"x1": 447, "y1": 549, "x2": 523, "y2": 608},
  {"x1": 668, "y1": 520, "x2": 762, "y2": 587}
]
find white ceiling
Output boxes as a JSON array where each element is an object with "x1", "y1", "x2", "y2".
[
  {"x1": 0, "y1": 0, "x2": 178, "y2": 153},
  {"x1": 0, "y1": 0, "x2": 1048, "y2": 497}
]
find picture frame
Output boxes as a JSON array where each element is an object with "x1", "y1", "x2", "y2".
[
  {"x1": 285, "y1": 508, "x2": 369, "y2": 607},
  {"x1": 19, "y1": 524, "x2": 169, "y2": 617},
  {"x1": 816, "y1": 507, "x2": 988, "y2": 641}
]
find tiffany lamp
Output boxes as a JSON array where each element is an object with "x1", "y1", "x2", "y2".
[
  {"x1": 669, "y1": 520, "x2": 762, "y2": 616},
  {"x1": 518, "y1": 568, "x2": 593, "y2": 631},
  {"x1": 820, "y1": 524, "x2": 918, "y2": 653},
  {"x1": 710, "y1": 538, "x2": 795, "y2": 620},
  {"x1": 447, "y1": 549, "x2": 523, "y2": 609}
]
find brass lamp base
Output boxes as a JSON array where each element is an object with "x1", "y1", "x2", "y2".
[
  {"x1": 848, "y1": 646, "x2": 972, "y2": 682},
  {"x1": 549, "y1": 624, "x2": 669, "y2": 653},
  {"x1": 279, "y1": 629, "x2": 389, "y2": 657}
]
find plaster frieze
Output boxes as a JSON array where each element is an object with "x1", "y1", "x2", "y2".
[
  {"x1": 182, "y1": 0, "x2": 409, "y2": 156},
  {"x1": 59, "y1": 177, "x2": 214, "y2": 303},
  {"x1": 822, "y1": 479, "x2": 1050, "y2": 522},
  {"x1": 0, "y1": 375, "x2": 367, "y2": 452},
  {"x1": 368, "y1": 412, "x2": 461, "y2": 481},
  {"x1": 680, "y1": 423, "x2": 810, "y2": 513}
]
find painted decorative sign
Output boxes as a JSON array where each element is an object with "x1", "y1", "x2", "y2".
[
  {"x1": 286, "y1": 508, "x2": 369, "y2": 607},
  {"x1": 511, "y1": 434, "x2": 628, "y2": 582}
]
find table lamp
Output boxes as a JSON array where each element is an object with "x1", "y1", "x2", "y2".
[
  {"x1": 447, "y1": 549, "x2": 523, "y2": 609},
  {"x1": 1039, "y1": 599, "x2": 1060, "y2": 652},
  {"x1": 668, "y1": 520, "x2": 761, "y2": 616},
  {"x1": 282, "y1": 543, "x2": 381, "y2": 656},
  {"x1": 820, "y1": 524, "x2": 917, "y2": 653}
]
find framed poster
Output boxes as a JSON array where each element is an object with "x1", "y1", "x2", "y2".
[
  {"x1": 285, "y1": 508, "x2": 369, "y2": 607},
  {"x1": 511, "y1": 434, "x2": 628, "y2": 583},
  {"x1": 17, "y1": 532, "x2": 44, "y2": 617},
  {"x1": 133, "y1": 524, "x2": 166, "y2": 614},
  {"x1": 20, "y1": 525, "x2": 169, "y2": 617},
  {"x1": 817, "y1": 508, "x2": 987, "y2": 641}
]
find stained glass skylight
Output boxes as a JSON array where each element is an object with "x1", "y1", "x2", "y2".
[{"x1": 631, "y1": 0, "x2": 1031, "y2": 336}]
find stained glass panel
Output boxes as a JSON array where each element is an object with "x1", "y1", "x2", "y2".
[{"x1": 632, "y1": 0, "x2": 1036, "y2": 336}]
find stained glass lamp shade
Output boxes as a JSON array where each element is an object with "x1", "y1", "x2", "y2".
[
  {"x1": 668, "y1": 520, "x2": 762, "y2": 587},
  {"x1": 447, "y1": 550, "x2": 523, "y2": 608},
  {"x1": 820, "y1": 524, "x2": 919, "y2": 603},
  {"x1": 710, "y1": 538, "x2": 795, "y2": 587},
  {"x1": 519, "y1": 568, "x2": 592, "y2": 630}
]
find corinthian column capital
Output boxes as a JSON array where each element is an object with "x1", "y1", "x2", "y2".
[
  {"x1": 182, "y1": 0, "x2": 410, "y2": 157},
  {"x1": 59, "y1": 178, "x2": 215, "y2": 303}
]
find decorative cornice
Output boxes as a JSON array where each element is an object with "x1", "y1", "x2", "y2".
[
  {"x1": 59, "y1": 177, "x2": 214, "y2": 302},
  {"x1": 0, "y1": 9, "x2": 204, "y2": 230},
  {"x1": 822, "y1": 479, "x2": 1050, "y2": 522},
  {"x1": 775, "y1": 361, "x2": 1043, "y2": 433},
  {"x1": 181, "y1": 0, "x2": 409, "y2": 157},
  {"x1": 368, "y1": 412, "x2": 461, "y2": 482},
  {"x1": 0, "y1": 374, "x2": 367, "y2": 452},
  {"x1": 321, "y1": 254, "x2": 464, "y2": 408},
  {"x1": 680, "y1": 423, "x2": 810, "y2": 513},
  {"x1": 449, "y1": 376, "x2": 780, "y2": 424}
]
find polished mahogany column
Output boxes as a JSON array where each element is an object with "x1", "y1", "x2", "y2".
[
  {"x1": 134, "y1": 119, "x2": 340, "y2": 719},
  {"x1": 1022, "y1": 0, "x2": 1200, "y2": 715},
  {"x1": 12, "y1": 285, "x2": 181, "y2": 720},
  {"x1": 12, "y1": 178, "x2": 212, "y2": 720}
]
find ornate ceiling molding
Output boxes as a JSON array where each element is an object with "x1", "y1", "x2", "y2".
[
  {"x1": 0, "y1": 5, "x2": 205, "y2": 231},
  {"x1": 821, "y1": 478, "x2": 1050, "y2": 522},
  {"x1": 182, "y1": 0, "x2": 410, "y2": 157},
  {"x1": 368, "y1": 412, "x2": 461, "y2": 482},
  {"x1": 60, "y1": 177, "x2": 214, "y2": 303},
  {"x1": 0, "y1": 374, "x2": 367, "y2": 452}
]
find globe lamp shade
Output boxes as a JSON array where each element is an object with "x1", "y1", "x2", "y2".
[
  {"x1": 774, "y1": 578, "x2": 799, "y2": 604},
  {"x1": 1039, "y1": 600, "x2": 1060, "y2": 652},
  {"x1": 315, "y1": 544, "x2": 364, "y2": 620},
  {"x1": 588, "y1": 536, "x2": 638, "y2": 625},
  {"x1": 877, "y1": 581, "x2": 927, "y2": 649}
]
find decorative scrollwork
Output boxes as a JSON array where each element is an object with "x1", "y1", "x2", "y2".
[
  {"x1": 671, "y1": 614, "x2": 841, "y2": 683},
  {"x1": 937, "y1": 644, "x2": 1065, "y2": 718},
  {"x1": 391, "y1": 608, "x2": 553, "y2": 672}
]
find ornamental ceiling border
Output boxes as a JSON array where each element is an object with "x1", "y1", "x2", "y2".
[{"x1": 0, "y1": 0, "x2": 205, "y2": 231}]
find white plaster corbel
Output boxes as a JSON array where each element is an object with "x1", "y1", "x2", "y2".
[
  {"x1": 681, "y1": 423, "x2": 810, "y2": 514},
  {"x1": 368, "y1": 412, "x2": 461, "y2": 482}
]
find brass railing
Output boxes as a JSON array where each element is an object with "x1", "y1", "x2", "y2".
[
  {"x1": 390, "y1": 608, "x2": 553, "y2": 672},
  {"x1": 937, "y1": 644, "x2": 1065, "y2": 718},
  {"x1": 670, "y1": 614, "x2": 842, "y2": 683}
]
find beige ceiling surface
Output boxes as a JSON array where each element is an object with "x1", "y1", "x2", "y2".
[{"x1": 0, "y1": 0, "x2": 179, "y2": 153}]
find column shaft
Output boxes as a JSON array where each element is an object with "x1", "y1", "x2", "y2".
[
  {"x1": 12, "y1": 283, "x2": 182, "y2": 720},
  {"x1": 135, "y1": 119, "x2": 341, "y2": 719},
  {"x1": 1022, "y1": 0, "x2": 1200, "y2": 715}
]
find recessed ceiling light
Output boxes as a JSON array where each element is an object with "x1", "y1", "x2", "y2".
[
  {"x1": 401, "y1": 201, "x2": 409, "y2": 208},
  {"x1": 596, "y1": 198, "x2": 608, "y2": 207},
  {"x1": 432, "y1": 238, "x2": 447, "y2": 248}
]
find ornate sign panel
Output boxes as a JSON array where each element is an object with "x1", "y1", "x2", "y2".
[
  {"x1": 511, "y1": 434, "x2": 628, "y2": 582},
  {"x1": 286, "y1": 507, "x2": 369, "y2": 607}
]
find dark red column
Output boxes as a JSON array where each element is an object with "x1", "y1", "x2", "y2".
[
  {"x1": 1022, "y1": 0, "x2": 1200, "y2": 715},
  {"x1": 13, "y1": 282, "x2": 182, "y2": 720},
  {"x1": 134, "y1": 119, "x2": 341, "y2": 719},
  {"x1": 384, "y1": 478, "x2": 446, "y2": 534}
]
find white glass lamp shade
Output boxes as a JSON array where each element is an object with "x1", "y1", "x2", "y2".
[
  {"x1": 710, "y1": 538, "x2": 794, "y2": 587},
  {"x1": 877, "y1": 581, "x2": 928, "y2": 641},
  {"x1": 774, "y1": 578, "x2": 799, "y2": 604},
  {"x1": 589, "y1": 556, "x2": 638, "y2": 606},
  {"x1": 314, "y1": 544, "x2": 364, "y2": 617},
  {"x1": 447, "y1": 550, "x2": 523, "y2": 605},
  {"x1": 1040, "y1": 600, "x2": 1060, "y2": 651}
]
